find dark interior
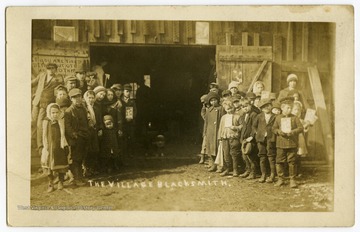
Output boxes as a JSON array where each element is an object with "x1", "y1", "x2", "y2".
[{"x1": 90, "y1": 44, "x2": 216, "y2": 140}]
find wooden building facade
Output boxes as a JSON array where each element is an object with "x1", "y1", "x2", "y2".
[{"x1": 32, "y1": 20, "x2": 335, "y2": 165}]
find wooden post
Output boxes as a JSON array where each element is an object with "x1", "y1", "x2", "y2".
[
  {"x1": 173, "y1": 21, "x2": 180, "y2": 43},
  {"x1": 272, "y1": 34, "x2": 283, "y2": 93},
  {"x1": 302, "y1": 22, "x2": 309, "y2": 62},
  {"x1": 225, "y1": 33, "x2": 232, "y2": 45},
  {"x1": 242, "y1": 32, "x2": 248, "y2": 46},
  {"x1": 94, "y1": 20, "x2": 101, "y2": 38},
  {"x1": 286, "y1": 22, "x2": 294, "y2": 61},
  {"x1": 307, "y1": 66, "x2": 334, "y2": 165},
  {"x1": 253, "y1": 33, "x2": 260, "y2": 46}
]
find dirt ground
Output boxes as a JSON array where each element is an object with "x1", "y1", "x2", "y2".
[{"x1": 30, "y1": 139, "x2": 334, "y2": 212}]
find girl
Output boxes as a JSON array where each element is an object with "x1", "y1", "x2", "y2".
[{"x1": 41, "y1": 103, "x2": 69, "y2": 192}]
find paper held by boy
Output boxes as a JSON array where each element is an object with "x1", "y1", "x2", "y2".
[{"x1": 281, "y1": 117, "x2": 292, "y2": 133}]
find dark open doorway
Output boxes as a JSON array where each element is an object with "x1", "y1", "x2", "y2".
[{"x1": 90, "y1": 44, "x2": 216, "y2": 151}]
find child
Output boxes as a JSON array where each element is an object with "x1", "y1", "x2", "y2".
[
  {"x1": 54, "y1": 85, "x2": 68, "y2": 100},
  {"x1": 272, "y1": 101, "x2": 281, "y2": 115},
  {"x1": 83, "y1": 90, "x2": 100, "y2": 176},
  {"x1": 272, "y1": 97, "x2": 303, "y2": 188},
  {"x1": 204, "y1": 91, "x2": 224, "y2": 172},
  {"x1": 232, "y1": 94, "x2": 244, "y2": 117},
  {"x1": 252, "y1": 81, "x2": 265, "y2": 96},
  {"x1": 120, "y1": 84, "x2": 137, "y2": 158},
  {"x1": 238, "y1": 98, "x2": 258, "y2": 179},
  {"x1": 291, "y1": 100, "x2": 310, "y2": 177},
  {"x1": 100, "y1": 115, "x2": 121, "y2": 173},
  {"x1": 246, "y1": 92, "x2": 261, "y2": 114},
  {"x1": 253, "y1": 98, "x2": 276, "y2": 183},
  {"x1": 41, "y1": 103, "x2": 69, "y2": 192},
  {"x1": 228, "y1": 81, "x2": 240, "y2": 96},
  {"x1": 217, "y1": 100, "x2": 242, "y2": 177},
  {"x1": 64, "y1": 76, "x2": 78, "y2": 92},
  {"x1": 64, "y1": 88, "x2": 90, "y2": 186},
  {"x1": 75, "y1": 68, "x2": 88, "y2": 94},
  {"x1": 111, "y1": 83, "x2": 124, "y2": 102},
  {"x1": 85, "y1": 71, "x2": 100, "y2": 90},
  {"x1": 199, "y1": 94, "x2": 208, "y2": 164}
]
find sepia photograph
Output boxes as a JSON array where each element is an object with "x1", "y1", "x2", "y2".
[{"x1": 5, "y1": 5, "x2": 355, "y2": 227}]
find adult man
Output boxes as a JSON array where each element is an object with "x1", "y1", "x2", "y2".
[
  {"x1": 32, "y1": 63, "x2": 63, "y2": 151},
  {"x1": 74, "y1": 68, "x2": 88, "y2": 94}
]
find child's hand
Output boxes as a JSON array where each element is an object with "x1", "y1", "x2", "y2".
[{"x1": 98, "y1": 130, "x2": 103, "y2": 137}]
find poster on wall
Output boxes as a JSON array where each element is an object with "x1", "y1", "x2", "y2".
[{"x1": 195, "y1": 21, "x2": 209, "y2": 44}]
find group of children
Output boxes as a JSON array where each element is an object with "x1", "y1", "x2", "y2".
[
  {"x1": 198, "y1": 75, "x2": 312, "y2": 188},
  {"x1": 38, "y1": 64, "x2": 137, "y2": 192}
]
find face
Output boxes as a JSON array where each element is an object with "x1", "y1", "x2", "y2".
[
  {"x1": 123, "y1": 89, "x2": 131, "y2": 98},
  {"x1": 233, "y1": 100, "x2": 241, "y2": 109},
  {"x1": 281, "y1": 103, "x2": 293, "y2": 116},
  {"x1": 96, "y1": 91, "x2": 106, "y2": 101},
  {"x1": 288, "y1": 80, "x2": 297, "y2": 89},
  {"x1": 50, "y1": 107, "x2": 59, "y2": 120},
  {"x1": 230, "y1": 87, "x2": 238, "y2": 95},
  {"x1": 225, "y1": 106, "x2": 234, "y2": 114},
  {"x1": 56, "y1": 90, "x2": 67, "y2": 99},
  {"x1": 254, "y1": 98, "x2": 261, "y2": 107},
  {"x1": 107, "y1": 90, "x2": 114, "y2": 101},
  {"x1": 66, "y1": 81, "x2": 77, "y2": 91},
  {"x1": 261, "y1": 104, "x2": 272, "y2": 114},
  {"x1": 104, "y1": 120, "x2": 114, "y2": 129},
  {"x1": 254, "y1": 83, "x2": 264, "y2": 94},
  {"x1": 71, "y1": 95, "x2": 83, "y2": 106},
  {"x1": 115, "y1": 89, "x2": 122, "y2": 98},
  {"x1": 291, "y1": 105, "x2": 302, "y2": 117},
  {"x1": 209, "y1": 98, "x2": 219, "y2": 106},
  {"x1": 272, "y1": 108, "x2": 281, "y2": 115},
  {"x1": 46, "y1": 67, "x2": 56, "y2": 76},
  {"x1": 293, "y1": 93, "x2": 300, "y2": 101},
  {"x1": 242, "y1": 103, "x2": 252, "y2": 113},
  {"x1": 87, "y1": 94, "x2": 95, "y2": 105}
]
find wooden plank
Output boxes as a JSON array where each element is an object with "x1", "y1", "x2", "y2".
[
  {"x1": 242, "y1": 32, "x2": 248, "y2": 46},
  {"x1": 302, "y1": 22, "x2": 309, "y2": 62},
  {"x1": 218, "y1": 46, "x2": 272, "y2": 62},
  {"x1": 94, "y1": 20, "x2": 100, "y2": 38},
  {"x1": 247, "y1": 60, "x2": 268, "y2": 92},
  {"x1": 253, "y1": 33, "x2": 260, "y2": 46},
  {"x1": 105, "y1": 20, "x2": 112, "y2": 37},
  {"x1": 307, "y1": 66, "x2": 334, "y2": 164},
  {"x1": 281, "y1": 61, "x2": 329, "y2": 73},
  {"x1": 272, "y1": 34, "x2": 282, "y2": 93},
  {"x1": 225, "y1": 33, "x2": 232, "y2": 45},
  {"x1": 286, "y1": 22, "x2": 294, "y2": 61},
  {"x1": 173, "y1": 21, "x2": 180, "y2": 43}
]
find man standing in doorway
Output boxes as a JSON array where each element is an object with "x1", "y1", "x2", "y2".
[{"x1": 32, "y1": 63, "x2": 64, "y2": 152}]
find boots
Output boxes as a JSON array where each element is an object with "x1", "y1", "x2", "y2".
[
  {"x1": 207, "y1": 156, "x2": 217, "y2": 172},
  {"x1": 239, "y1": 170, "x2": 250, "y2": 178},
  {"x1": 47, "y1": 175, "x2": 54, "y2": 193},
  {"x1": 289, "y1": 164, "x2": 298, "y2": 188},
  {"x1": 266, "y1": 156, "x2": 276, "y2": 183},
  {"x1": 245, "y1": 172, "x2": 255, "y2": 180},
  {"x1": 266, "y1": 173, "x2": 275, "y2": 183},
  {"x1": 57, "y1": 173, "x2": 64, "y2": 190},
  {"x1": 258, "y1": 156, "x2": 267, "y2": 183},
  {"x1": 274, "y1": 164, "x2": 285, "y2": 186},
  {"x1": 220, "y1": 169, "x2": 229, "y2": 176},
  {"x1": 199, "y1": 154, "x2": 205, "y2": 164}
]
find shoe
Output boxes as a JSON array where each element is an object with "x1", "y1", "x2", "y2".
[
  {"x1": 216, "y1": 168, "x2": 223, "y2": 173},
  {"x1": 274, "y1": 179, "x2": 285, "y2": 187},
  {"x1": 207, "y1": 165, "x2": 217, "y2": 172},
  {"x1": 198, "y1": 154, "x2": 205, "y2": 164},
  {"x1": 258, "y1": 175, "x2": 266, "y2": 183},
  {"x1": 239, "y1": 171, "x2": 250, "y2": 178},
  {"x1": 232, "y1": 171, "x2": 239, "y2": 177},
  {"x1": 265, "y1": 175, "x2": 275, "y2": 183},
  {"x1": 245, "y1": 173, "x2": 255, "y2": 180},
  {"x1": 220, "y1": 169, "x2": 229, "y2": 177},
  {"x1": 47, "y1": 185, "x2": 55, "y2": 193},
  {"x1": 290, "y1": 179, "x2": 298, "y2": 188},
  {"x1": 58, "y1": 181, "x2": 64, "y2": 190}
]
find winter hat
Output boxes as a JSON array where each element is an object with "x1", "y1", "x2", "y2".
[
  {"x1": 222, "y1": 89, "x2": 231, "y2": 97},
  {"x1": 93, "y1": 86, "x2": 106, "y2": 95},
  {"x1": 245, "y1": 92, "x2": 257, "y2": 100},
  {"x1": 68, "y1": 88, "x2": 82, "y2": 98},
  {"x1": 103, "y1": 115, "x2": 114, "y2": 122},
  {"x1": 111, "y1": 84, "x2": 123, "y2": 90},
  {"x1": 287, "y1": 73, "x2": 298, "y2": 83},
  {"x1": 123, "y1": 84, "x2": 132, "y2": 91},
  {"x1": 257, "y1": 98, "x2": 272, "y2": 109},
  {"x1": 228, "y1": 81, "x2": 240, "y2": 90},
  {"x1": 56, "y1": 97, "x2": 71, "y2": 107},
  {"x1": 200, "y1": 94, "x2": 208, "y2": 103},
  {"x1": 271, "y1": 101, "x2": 281, "y2": 110},
  {"x1": 206, "y1": 91, "x2": 220, "y2": 105}
]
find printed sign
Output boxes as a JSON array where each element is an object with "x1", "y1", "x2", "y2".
[{"x1": 126, "y1": 107, "x2": 134, "y2": 120}]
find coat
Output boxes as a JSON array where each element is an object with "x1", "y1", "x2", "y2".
[
  {"x1": 204, "y1": 105, "x2": 224, "y2": 156},
  {"x1": 32, "y1": 72, "x2": 63, "y2": 107},
  {"x1": 253, "y1": 112, "x2": 276, "y2": 143},
  {"x1": 217, "y1": 113, "x2": 242, "y2": 140},
  {"x1": 64, "y1": 104, "x2": 90, "y2": 146},
  {"x1": 272, "y1": 114, "x2": 304, "y2": 149},
  {"x1": 239, "y1": 111, "x2": 257, "y2": 142},
  {"x1": 277, "y1": 87, "x2": 309, "y2": 110}
]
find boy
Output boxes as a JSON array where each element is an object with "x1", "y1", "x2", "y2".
[
  {"x1": 121, "y1": 84, "x2": 137, "y2": 158},
  {"x1": 75, "y1": 68, "x2": 88, "y2": 94},
  {"x1": 238, "y1": 98, "x2": 258, "y2": 179},
  {"x1": 253, "y1": 98, "x2": 276, "y2": 183},
  {"x1": 64, "y1": 76, "x2": 78, "y2": 92},
  {"x1": 217, "y1": 100, "x2": 242, "y2": 177},
  {"x1": 246, "y1": 92, "x2": 261, "y2": 114},
  {"x1": 64, "y1": 88, "x2": 90, "y2": 186},
  {"x1": 272, "y1": 97, "x2": 303, "y2": 188}
]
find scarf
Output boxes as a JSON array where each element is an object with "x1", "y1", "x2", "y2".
[{"x1": 83, "y1": 91, "x2": 97, "y2": 126}]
